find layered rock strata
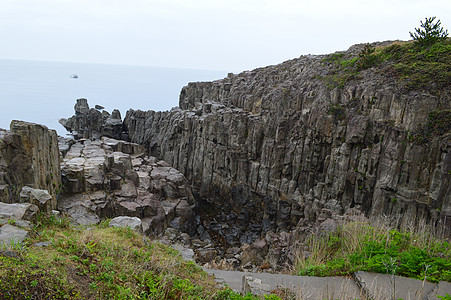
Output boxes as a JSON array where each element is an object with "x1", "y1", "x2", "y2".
[
  {"x1": 123, "y1": 42, "x2": 450, "y2": 246},
  {"x1": 0, "y1": 121, "x2": 61, "y2": 210}
]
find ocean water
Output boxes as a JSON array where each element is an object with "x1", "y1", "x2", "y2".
[{"x1": 0, "y1": 59, "x2": 226, "y2": 136}]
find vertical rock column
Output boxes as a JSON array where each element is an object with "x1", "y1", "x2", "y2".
[{"x1": 0, "y1": 120, "x2": 61, "y2": 209}]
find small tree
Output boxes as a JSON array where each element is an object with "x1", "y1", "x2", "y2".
[{"x1": 410, "y1": 17, "x2": 448, "y2": 47}]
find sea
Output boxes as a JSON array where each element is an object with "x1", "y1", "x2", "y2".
[{"x1": 0, "y1": 59, "x2": 226, "y2": 136}]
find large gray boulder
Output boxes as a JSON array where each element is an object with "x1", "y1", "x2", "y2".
[
  {"x1": 0, "y1": 202, "x2": 38, "y2": 223},
  {"x1": 109, "y1": 216, "x2": 143, "y2": 234},
  {"x1": 0, "y1": 224, "x2": 29, "y2": 248}
]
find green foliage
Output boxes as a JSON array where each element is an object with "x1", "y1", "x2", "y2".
[
  {"x1": 296, "y1": 221, "x2": 451, "y2": 283},
  {"x1": 0, "y1": 218, "x2": 281, "y2": 299},
  {"x1": 321, "y1": 36, "x2": 451, "y2": 94},
  {"x1": 382, "y1": 40, "x2": 451, "y2": 91},
  {"x1": 0, "y1": 256, "x2": 80, "y2": 299},
  {"x1": 410, "y1": 17, "x2": 449, "y2": 47},
  {"x1": 356, "y1": 44, "x2": 381, "y2": 70},
  {"x1": 328, "y1": 103, "x2": 346, "y2": 121},
  {"x1": 322, "y1": 53, "x2": 360, "y2": 89},
  {"x1": 35, "y1": 212, "x2": 71, "y2": 229}
]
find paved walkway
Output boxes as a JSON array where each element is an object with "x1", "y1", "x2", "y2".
[{"x1": 204, "y1": 268, "x2": 451, "y2": 300}]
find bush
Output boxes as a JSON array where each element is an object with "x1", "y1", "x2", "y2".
[
  {"x1": 410, "y1": 17, "x2": 449, "y2": 47},
  {"x1": 295, "y1": 220, "x2": 451, "y2": 282}
]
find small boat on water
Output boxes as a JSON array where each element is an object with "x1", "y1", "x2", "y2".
[{"x1": 71, "y1": 74, "x2": 78, "y2": 79}]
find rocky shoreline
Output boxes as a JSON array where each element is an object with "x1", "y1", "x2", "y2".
[{"x1": 1, "y1": 41, "x2": 450, "y2": 297}]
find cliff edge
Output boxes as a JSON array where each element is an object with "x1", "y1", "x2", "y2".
[{"x1": 123, "y1": 41, "x2": 450, "y2": 246}]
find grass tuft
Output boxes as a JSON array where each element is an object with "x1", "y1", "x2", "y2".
[{"x1": 295, "y1": 217, "x2": 451, "y2": 283}]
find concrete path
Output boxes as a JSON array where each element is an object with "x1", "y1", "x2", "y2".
[
  {"x1": 205, "y1": 268, "x2": 362, "y2": 299},
  {"x1": 204, "y1": 268, "x2": 451, "y2": 300}
]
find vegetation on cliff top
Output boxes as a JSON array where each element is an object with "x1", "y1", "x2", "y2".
[
  {"x1": 0, "y1": 214, "x2": 281, "y2": 300},
  {"x1": 322, "y1": 18, "x2": 450, "y2": 93},
  {"x1": 322, "y1": 38, "x2": 451, "y2": 92}
]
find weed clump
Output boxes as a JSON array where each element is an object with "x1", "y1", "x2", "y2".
[{"x1": 296, "y1": 218, "x2": 451, "y2": 283}]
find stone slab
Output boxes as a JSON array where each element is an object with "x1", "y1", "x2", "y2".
[
  {"x1": 353, "y1": 271, "x2": 439, "y2": 300},
  {"x1": 204, "y1": 268, "x2": 363, "y2": 299}
]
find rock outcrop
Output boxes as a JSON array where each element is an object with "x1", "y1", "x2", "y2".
[
  {"x1": 0, "y1": 202, "x2": 39, "y2": 248},
  {"x1": 123, "y1": 41, "x2": 450, "y2": 247},
  {"x1": 58, "y1": 137, "x2": 196, "y2": 236},
  {"x1": 0, "y1": 121, "x2": 61, "y2": 210},
  {"x1": 59, "y1": 98, "x2": 124, "y2": 140}
]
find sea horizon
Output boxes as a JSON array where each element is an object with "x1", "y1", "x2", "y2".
[{"x1": 0, "y1": 59, "x2": 227, "y2": 136}]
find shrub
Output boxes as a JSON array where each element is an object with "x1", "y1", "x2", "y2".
[
  {"x1": 295, "y1": 219, "x2": 451, "y2": 282},
  {"x1": 410, "y1": 17, "x2": 449, "y2": 47}
]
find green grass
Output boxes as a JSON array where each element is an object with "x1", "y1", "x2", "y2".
[
  {"x1": 380, "y1": 40, "x2": 451, "y2": 91},
  {"x1": 295, "y1": 218, "x2": 451, "y2": 283},
  {"x1": 0, "y1": 214, "x2": 281, "y2": 300},
  {"x1": 321, "y1": 39, "x2": 451, "y2": 93}
]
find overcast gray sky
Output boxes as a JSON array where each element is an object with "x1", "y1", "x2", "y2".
[{"x1": 0, "y1": 0, "x2": 449, "y2": 72}]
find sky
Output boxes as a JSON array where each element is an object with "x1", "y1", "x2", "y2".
[{"x1": 0, "y1": 0, "x2": 450, "y2": 73}]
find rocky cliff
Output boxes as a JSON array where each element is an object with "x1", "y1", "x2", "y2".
[
  {"x1": 0, "y1": 121, "x2": 61, "y2": 210},
  {"x1": 123, "y1": 41, "x2": 450, "y2": 245},
  {"x1": 59, "y1": 98, "x2": 124, "y2": 140}
]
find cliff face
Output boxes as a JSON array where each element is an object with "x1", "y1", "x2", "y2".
[
  {"x1": 0, "y1": 121, "x2": 61, "y2": 210},
  {"x1": 124, "y1": 42, "x2": 450, "y2": 244}
]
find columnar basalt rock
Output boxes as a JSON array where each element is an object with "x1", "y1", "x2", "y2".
[
  {"x1": 59, "y1": 98, "x2": 124, "y2": 140},
  {"x1": 0, "y1": 121, "x2": 61, "y2": 209},
  {"x1": 58, "y1": 137, "x2": 196, "y2": 236},
  {"x1": 123, "y1": 42, "x2": 451, "y2": 245}
]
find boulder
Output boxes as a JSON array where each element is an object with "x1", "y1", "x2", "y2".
[
  {"x1": 19, "y1": 186, "x2": 52, "y2": 212},
  {"x1": 60, "y1": 98, "x2": 123, "y2": 140},
  {"x1": 0, "y1": 202, "x2": 38, "y2": 223},
  {"x1": 0, "y1": 224, "x2": 29, "y2": 249},
  {"x1": 109, "y1": 216, "x2": 143, "y2": 234}
]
